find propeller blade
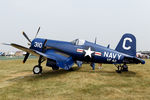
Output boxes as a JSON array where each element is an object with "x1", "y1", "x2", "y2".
[
  {"x1": 23, "y1": 52, "x2": 30, "y2": 63},
  {"x1": 35, "y1": 27, "x2": 40, "y2": 38},
  {"x1": 42, "y1": 39, "x2": 47, "y2": 52},
  {"x1": 27, "y1": 43, "x2": 31, "y2": 46},
  {"x1": 22, "y1": 32, "x2": 31, "y2": 43}
]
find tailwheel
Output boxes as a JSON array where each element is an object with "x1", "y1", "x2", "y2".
[
  {"x1": 115, "y1": 64, "x2": 128, "y2": 73},
  {"x1": 122, "y1": 64, "x2": 128, "y2": 72},
  {"x1": 33, "y1": 65, "x2": 42, "y2": 74}
]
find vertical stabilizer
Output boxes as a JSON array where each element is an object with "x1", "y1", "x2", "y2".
[{"x1": 115, "y1": 33, "x2": 136, "y2": 56}]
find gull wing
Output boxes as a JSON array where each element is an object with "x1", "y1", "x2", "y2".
[{"x1": 11, "y1": 43, "x2": 74, "y2": 70}]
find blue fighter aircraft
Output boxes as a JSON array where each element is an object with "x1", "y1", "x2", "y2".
[{"x1": 8, "y1": 28, "x2": 145, "y2": 74}]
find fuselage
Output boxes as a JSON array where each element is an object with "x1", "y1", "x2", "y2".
[{"x1": 30, "y1": 38, "x2": 143, "y2": 64}]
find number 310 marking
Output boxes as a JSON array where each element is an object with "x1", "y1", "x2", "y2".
[{"x1": 34, "y1": 42, "x2": 43, "y2": 48}]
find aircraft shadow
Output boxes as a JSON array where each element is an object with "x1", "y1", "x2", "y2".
[
  {"x1": 6, "y1": 67, "x2": 136, "y2": 82},
  {"x1": 77, "y1": 70, "x2": 136, "y2": 77},
  {"x1": 22, "y1": 67, "x2": 81, "y2": 81},
  {"x1": 119, "y1": 71, "x2": 137, "y2": 77}
]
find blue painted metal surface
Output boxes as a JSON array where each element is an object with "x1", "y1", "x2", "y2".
[{"x1": 10, "y1": 33, "x2": 145, "y2": 70}]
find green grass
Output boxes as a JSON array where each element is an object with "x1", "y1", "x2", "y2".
[{"x1": 0, "y1": 59, "x2": 150, "y2": 100}]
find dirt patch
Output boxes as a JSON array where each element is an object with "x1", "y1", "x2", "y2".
[{"x1": 0, "y1": 72, "x2": 32, "y2": 88}]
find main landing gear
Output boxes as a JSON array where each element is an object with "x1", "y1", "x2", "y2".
[
  {"x1": 33, "y1": 56, "x2": 45, "y2": 74},
  {"x1": 115, "y1": 64, "x2": 128, "y2": 73},
  {"x1": 33, "y1": 65, "x2": 42, "y2": 74}
]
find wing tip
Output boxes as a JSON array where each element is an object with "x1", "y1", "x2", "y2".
[{"x1": 1, "y1": 43, "x2": 10, "y2": 45}]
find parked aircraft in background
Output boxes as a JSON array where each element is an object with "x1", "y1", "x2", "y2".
[{"x1": 0, "y1": 52, "x2": 3, "y2": 56}]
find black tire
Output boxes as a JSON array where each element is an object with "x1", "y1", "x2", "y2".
[
  {"x1": 122, "y1": 68, "x2": 128, "y2": 72},
  {"x1": 122, "y1": 65, "x2": 128, "y2": 72},
  {"x1": 33, "y1": 65, "x2": 42, "y2": 74}
]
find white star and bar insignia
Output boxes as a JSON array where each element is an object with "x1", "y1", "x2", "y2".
[
  {"x1": 76, "y1": 47, "x2": 102, "y2": 58},
  {"x1": 95, "y1": 52, "x2": 102, "y2": 56},
  {"x1": 84, "y1": 47, "x2": 94, "y2": 58},
  {"x1": 76, "y1": 49, "x2": 84, "y2": 53}
]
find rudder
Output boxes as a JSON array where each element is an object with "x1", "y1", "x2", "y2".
[{"x1": 115, "y1": 33, "x2": 136, "y2": 56}]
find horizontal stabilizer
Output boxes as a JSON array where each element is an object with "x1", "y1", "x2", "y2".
[{"x1": 124, "y1": 56, "x2": 145, "y2": 64}]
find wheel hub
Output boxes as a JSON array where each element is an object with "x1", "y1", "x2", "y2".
[{"x1": 34, "y1": 67, "x2": 40, "y2": 73}]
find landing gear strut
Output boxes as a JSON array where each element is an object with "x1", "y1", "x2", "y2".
[
  {"x1": 115, "y1": 64, "x2": 128, "y2": 73},
  {"x1": 33, "y1": 56, "x2": 45, "y2": 74}
]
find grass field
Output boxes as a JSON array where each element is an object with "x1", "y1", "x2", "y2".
[{"x1": 0, "y1": 59, "x2": 150, "y2": 100}]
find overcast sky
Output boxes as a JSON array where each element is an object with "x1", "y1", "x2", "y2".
[{"x1": 0, "y1": 0, "x2": 150, "y2": 52}]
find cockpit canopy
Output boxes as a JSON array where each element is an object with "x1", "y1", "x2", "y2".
[{"x1": 71, "y1": 39, "x2": 85, "y2": 45}]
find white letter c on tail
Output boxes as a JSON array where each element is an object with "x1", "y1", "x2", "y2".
[{"x1": 122, "y1": 38, "x2": 132, "y2": 50}]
